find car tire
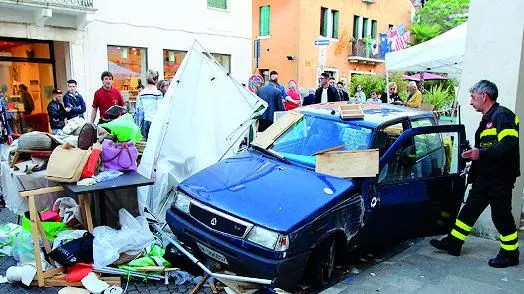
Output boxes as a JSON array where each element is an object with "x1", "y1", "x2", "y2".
[{"x1": 309, "y1": 238, "x2": 337, "y2": 288}]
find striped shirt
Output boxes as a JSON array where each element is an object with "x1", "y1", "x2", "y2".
[{"x1": 136, "y1": 87, "x2": 163, "y2": 122}]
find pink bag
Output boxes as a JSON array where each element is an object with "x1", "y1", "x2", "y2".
[{"x1": 101, "y1": 139, "x2": 138, "y2": 171}]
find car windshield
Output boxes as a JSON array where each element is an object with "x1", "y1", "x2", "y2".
[{"x1": 270, "y1": 115, "x2": 373, "y2": 166}]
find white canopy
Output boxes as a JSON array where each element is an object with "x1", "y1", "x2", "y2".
[
  {"x1": 385, "y1": 23, "x2": 468, "y2": 75},
  {"x1": 137, "y1": 41, "x2": 267, "y2": 221}
]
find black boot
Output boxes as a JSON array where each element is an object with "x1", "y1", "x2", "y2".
[
  {"x1": 430, "y1": 236, "x2": 462, "y2": 256},
  {"x1": 0, "y1": 194, "x2": 5, "y2": 208},
  {"x1": 488, "y1": 250, "x2": 519, "y2": 268}
]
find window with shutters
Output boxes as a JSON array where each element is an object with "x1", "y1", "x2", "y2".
[
  {"x1": 207, "y1": 0, "x2": 227, "y2": 10},
  {"x1": 320, "y1": 7, "x2": 328, "y2": 37},
  {"x1": 259, "y1": 5, "x2": 271, "y2": 36},
  {"x1": 363, "y1": 18, "x2": 369, "y2": 37},
  {"x1": 331, "y1": 10, "x2": 339, "y2": 39},
  {"x1": 371, "y1": 20, "x2": 378, "y2": 38},
  {"x1": 353, "y1": 15, "x2": 361, "y2": 39},
  {"x1": 320, "y1": 7, "x2": 339, "y2": 39}
]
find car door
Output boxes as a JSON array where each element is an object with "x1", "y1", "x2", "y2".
[{"x1": 369, "y1": 124, "x2": 467, "y2": 241}]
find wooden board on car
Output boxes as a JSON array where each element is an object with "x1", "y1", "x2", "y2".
[
  {"x1": 252, "y1": 111, "x2": 303, "y2": 149},
  {"x1": 338, "y1": 104, "x2": 364, "y2": 119},
  {"x1": 315, "y1": 149, "x2": 379, "y2": 178}
]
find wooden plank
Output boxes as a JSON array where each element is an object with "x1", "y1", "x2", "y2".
[
  {"x1": 28, "y1": 196, "x2": 45, "y2": 287},
  {"x1": 339, "y1": 104, "x2": 364, "y2": 119},
  {"x1": 316, "y1": 149, "x2": 379, "y2": 178},
  {"x1": 78, "y1": 194, "x2": 94, "y2": 232},
  {"x1": 210, "y1": 281, "x2": 219, "y2": 294},
  {"x1": 43, "y1": 267, "x2": 65, "y2": 278},
  {"x1": 216, "y1": 277, "x2": 259, "y2": 294},
  {"x1": 252, "y1": 111, "x2": 303, "y2": 149},
  {"x1": 190, "y1": 274, "x2": 209, "y2": 294},
  {"x1": 19, "y1": 186, "x2": 64, "y2": 197},
  {"x1": 313, "y1": 144, "x2": 346, "y2": 156},
  {"x1": 134, "y1": 266, "x2": 165, "y2": 272}
]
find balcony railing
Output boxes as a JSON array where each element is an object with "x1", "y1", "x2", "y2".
[
  {"x1": 1, "y1": 0, "x2": 94, "y2": 9},
  {"x1": 350, "y1": 39, "x2": 383, "y2": 60}
]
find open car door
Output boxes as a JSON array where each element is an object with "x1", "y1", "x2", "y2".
[{"x1": 370, "y1": 125, "x2": 468, "y2": 240}]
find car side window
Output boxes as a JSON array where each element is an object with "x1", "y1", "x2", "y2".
[
  {"x1": 378, "y1": 130, "x2": 462, "y2": 184},
  {"x1": 374, "y1": 122, "x2": 405, "y2": 156}
]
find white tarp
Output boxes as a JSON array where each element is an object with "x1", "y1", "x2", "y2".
[
  {"x1": 137, "y1": 41, "x2": 267, "y2": 220},
  {"x1": 385, "y1": 23, "x2": 468, "y2": 75}
]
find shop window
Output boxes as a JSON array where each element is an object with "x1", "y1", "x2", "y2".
[
  {"x1": 107, "y1": 45, "x2": 147, "y2": 104},
  {"x1": 208, "y1": 0, "x2": 227, "y2": 10},
  {"x1": 163, "y1": 50, "x2": 187, "y2": 80},
  {"x1": 259, "y1": 5, "x2": 271, "y2": 36},
  {"x1": 210, "y1": 53, "x2": 231, "y2": 73}
]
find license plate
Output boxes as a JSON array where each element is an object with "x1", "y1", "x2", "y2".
[{"x1": 197, "y1": 242, "x2": 229, "y2": 265}]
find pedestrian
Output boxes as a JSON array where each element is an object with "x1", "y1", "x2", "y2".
[
  {"x1": 157, "y1": 79, "x2": 170, "y2": 96},
  {"x1": 354, "y1": 84, "x2": 366, "y2": 104},
  {"x1": 403, "y1": 81, "x2": 422, "y2": 108},
  {"x1": 19, "y1": 84, "x2": 35, "y2": 115},
  {"x1": 336, "y1": 82, "x2": 350, "y2": 101},
  {"x1": 63, "y1": 79, "x2": 86, "y2": 119},
  {"x1": 430, "y1": 80, "x2": 520, "y2": 268},
  {"x1": 47, "y1": 89, "x2": 67, "y2": 134},
  {"x1": 284, "y1": 80, "x2": 301, "y2": 111},
  {"x1": 90, "y1": 71, "x2": 126, "y2": 124},
  {"x1": 136, "y1": 69, "x2": 163, "y2": 141},
  {"x1": 256, "y1": 78, "x2": 284, "y2": 132},
  {"x1": 381, "y1": 82, "x2": 401, "y2": 104},
  {"x1": 303, "y1": 89, "x2": 316, "y2": 106},
  {"x1": 329, "y1": 77, "x2": 336, "y2": 88},
  {"x1": 269, "y1": 71, "x2": 287, "y2": 99},
  {"x1": 0, "y1": 97, "x2": 13, "y2": 208},
  {"x1": 314, "y1": 73, "x2": 340, "y2": 104},
  {"x1": 366, "y1": 90, "x2": 382, "y2": 104}
]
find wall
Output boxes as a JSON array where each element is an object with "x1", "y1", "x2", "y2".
[
  {"x1": 457, "y1": 0, "x2": 524, "y2": 238},
  {"x1": 254, "y1": 0, "x2": 413, "y2": 90}
]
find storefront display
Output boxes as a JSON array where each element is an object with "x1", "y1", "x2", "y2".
[
  {"x1": 163, "y1": 49, "x2": 231, "y2": 80},
  {"x1": 107, "y1": 46, "x2": 147, "y2": 113}
]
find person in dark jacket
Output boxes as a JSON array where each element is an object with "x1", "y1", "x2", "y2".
[
  {"x1": 63, "y1": 79, "x2": 86, "y2": 119},
  {"x1": 430, "y1": 80, "x2": 520, "y2": 268},
  {"x1": 0, "y1": 97, "x2": 13, "y2": 208},
  {"x1": 47, "y1": 89, "x2": 67, "y2": 134},
  {"x1": 19, "y1": 84, "x2": 35, "y2": 115},
  {"x1": 336, "y1": 81, "x2": 350, "y2": 101},
  {"x1": 314, "y1": 73, "x2": 341, "y2": 104},
  {"x1": 256, "y1": 80, "x2": 284, "y2": 132},
  {"x1": 303, "y1": 89, "x2": 316, "y2": 106},
  {"x1": 381, "y1": 82, "x2": 401, "y2": 104}
]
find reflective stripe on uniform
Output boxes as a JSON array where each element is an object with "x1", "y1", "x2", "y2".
[
  {"x1": 480, "y1": 128, "x2": 497, "y2": 138},
  {"x1": 455, "y1": 219, "x2": 472, "y2": 232},
  {"x1": 500, "y1": 232, "x2": 518, "y2": 242},
  {"x1": 451, "y1": 229, "x2": 467, "y2": 241},
  {"x1": 500, "y1": 243, "x2": 519, "y2": 251},
  {"x1": 498, "y1": 129, "x2": 518, "y2": 141},
  {"x1": 516, "y1": 115, "x2": 520, "y2": 125}
]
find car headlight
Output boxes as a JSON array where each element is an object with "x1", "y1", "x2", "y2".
[
  {"x1": 173, "y1": 191, "x2": 191, "y2": 214},
  {"x1": 246, "y1": 226, "x2": 289, "y2": 251}
]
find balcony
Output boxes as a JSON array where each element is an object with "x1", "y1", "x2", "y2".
[
  {"x1": 0, "y1": 0, "x2": 96, "y2": 29},
  {"x1": 348, "y1": 39, "x2": 384, "y2": 65}
]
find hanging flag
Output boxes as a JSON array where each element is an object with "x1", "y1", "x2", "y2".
[
  {"x1": 379, "y1": 33, "x2": 391, "y2": 58},
  {"x1": 397, "y1": 23, "x2": 405, "y2": 36},
  {"x1": 372, "y1": 39, "x2": 379, "y2": 56},
  {"x1": 387, "y1": 25, "x2": 398, "y2": 39}
]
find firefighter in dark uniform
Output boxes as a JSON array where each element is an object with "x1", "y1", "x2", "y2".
[{"x1": 430, "y1": 80, "x2": 520, "y2": 268}]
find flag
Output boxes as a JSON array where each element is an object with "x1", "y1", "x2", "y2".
[
  {"x1": 379, "y1": 33, "x2": 391, "y2": 58},
  {"x1": 390, "y1": 35, "x2": 406, "y2": 52},
  {"x1": 397, "y1": 23, "x2": 405, "y2": 36},
  {"x1": 387, "y1": 25, "x2": 398, "y2": 39},
  {"x1": 372, "y1": 39, "x2": 379, "y2": 56}
]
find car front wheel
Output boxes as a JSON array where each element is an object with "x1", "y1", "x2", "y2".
[{"x1": 309, "y1": 238, "x2": 337, "y2": 288}]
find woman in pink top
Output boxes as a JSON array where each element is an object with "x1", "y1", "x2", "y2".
[{"x1": 284, "y1": 80, "x2": 301, "y2": 111}]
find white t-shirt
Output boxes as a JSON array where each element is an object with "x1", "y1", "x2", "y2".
[{"x1": 321, "y1": 88, "x2": 328, "y2": 104}]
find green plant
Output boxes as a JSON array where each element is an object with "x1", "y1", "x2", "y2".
[
  {"x1": 410, "y1": 23, "x2": 441, "y2": 45},
  {"x1": 414, "y1": 0, "x2": 469, "y2": 34},
  {"x1": 350, "y1": 74, "x2": 386, "y2": 97},
  {"x1": 424, "y1": 84, "x2": 454, "y2": 111}
]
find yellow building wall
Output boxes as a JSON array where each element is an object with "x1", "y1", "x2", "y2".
[{"x1": 253, "y1": 0, "x2": 413, "y2": 90}]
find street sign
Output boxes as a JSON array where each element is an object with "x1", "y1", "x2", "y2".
[
  {"x1": 314, "y1": 39, "x2": 330, "y2": 46},
  {"x1": 319, "y1": 46, "x2": 327, "y2": 71},
  {"x1": 248, "y1": 74, "x2": 264, "y2": 93}
]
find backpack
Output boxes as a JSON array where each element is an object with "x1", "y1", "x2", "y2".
[{"x1": 77, "y1": 123, "x2": 98, "y2": 150}]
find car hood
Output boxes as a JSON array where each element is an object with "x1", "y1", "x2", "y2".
[{"x1": 179, "y1": 150, "x2": 355, "y2": 233}]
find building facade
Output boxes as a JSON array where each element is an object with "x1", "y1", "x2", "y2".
[
  {"x1": 252, "y1": 0, "x2": 414, "y2": 89},
  {"x1": 0, "y1": 0, "x2": 252, "y2": 124}
]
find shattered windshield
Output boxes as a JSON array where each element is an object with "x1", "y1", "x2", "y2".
[{"x1": 270, "y1": 115, "x2": 373, "y2": 166}]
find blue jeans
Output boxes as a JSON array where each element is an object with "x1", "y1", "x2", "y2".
[{"x1": 141, "y1": 120, "x2": 152, "y2": 141}]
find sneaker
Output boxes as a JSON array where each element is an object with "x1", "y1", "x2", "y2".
[
  {"x1": 488, "y1": 251, "x2": 519, "y2": 268},
  {"x1": 430, "y1": 237, "x2": 462, "y2": 256}
]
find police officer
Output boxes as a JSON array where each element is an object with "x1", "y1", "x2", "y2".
[{"x1": 430, "y1": 80, "x2": 520, "y2": 268}]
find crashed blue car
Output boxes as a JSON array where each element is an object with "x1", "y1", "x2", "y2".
[{"x1": 166, "y1": 103, "x2": 467, "y2": 289}]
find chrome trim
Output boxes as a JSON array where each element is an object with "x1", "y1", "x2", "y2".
[{"x1": 189, "y1": 199, "x2": 254, "y2": 238}]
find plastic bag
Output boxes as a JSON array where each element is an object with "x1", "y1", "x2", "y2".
[
  {"x1": 48, "y1": 232, "x2": 94, "y2": 267},
  {"x1": 12, "y1": 230, "x2": 39, "y2": 265},
  {"x1": 52, "y1": 230, "x2": 87, "y2": 250},
  {"x1": 92, "y1": 209, "x2": 154, "y2": 267},
  {"x1": 21, "y1": 215, "x2": 70, "y2": 242},
  {"x1": 99, "y1": 113, "x2": 142, "y2": 143},
  {"x1": 118, "y1": 244, "x2": 170, "y2": 272}
]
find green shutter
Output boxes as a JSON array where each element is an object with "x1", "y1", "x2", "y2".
[
  {"x1": 371, "y1": 20, "x2": 377, "y2": 38},
  {"x1": 353, "y1": 16, "x2": 360, "y2": 39},
  {"x1": 320, "y1": 8, "x2": 329, "y2": 37},
  {"x1": 260, "y1": 6, "x2": 270, "y2": 36},
  {"x1": 208, "y1": 0, "x2": 227, "y2": 9},
  {"x1": 363, "y1": 18, "x2": 369, "y2": 37},
  {"x1": 332, "y1": 11, "x2": 339, "y2": 39}
]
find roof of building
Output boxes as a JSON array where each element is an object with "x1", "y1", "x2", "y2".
[{"x1": 299, "y1": 102, "x2": 431, "y2": 128}]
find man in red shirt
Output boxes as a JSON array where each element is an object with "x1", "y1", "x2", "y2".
[{"x1": 90, "y1": 71, "x2": 125, "y2": 124}]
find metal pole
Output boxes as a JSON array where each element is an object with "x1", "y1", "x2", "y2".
[{"x1": 152, "y1": 224, "x2": 274, "y2": 286}]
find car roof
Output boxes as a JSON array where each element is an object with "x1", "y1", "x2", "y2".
[{"x1": 298, "y1": 102, "x2": 433, "y2": 128}]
